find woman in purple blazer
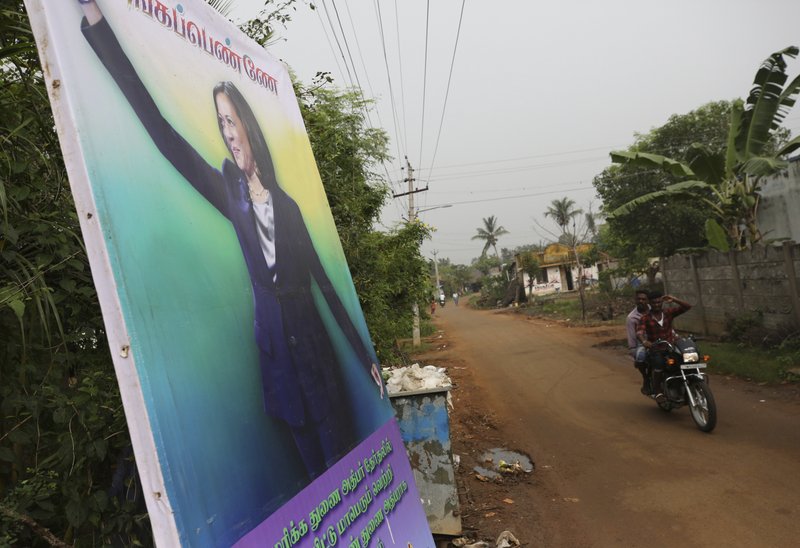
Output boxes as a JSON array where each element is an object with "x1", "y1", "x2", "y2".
[{"x1": 78, "y1": 1, "x2": 384, "y2": 479}]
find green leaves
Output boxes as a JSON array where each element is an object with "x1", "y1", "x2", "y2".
[
  {"x1": 737, "y1": 46, "x2": 800, "y2": 160},
  {"x1": 605, "y1": 46, "x2": 800, "y2": 252},
  {"x1": 1, "y1": 4, "x2": 147, "y2": 545},
  {"x1": 704, "y1": 219, "x2": 730, "y2": 252},
  {"x1": 610, "y1": 150, "x2": 696, "y2": 178},
  {"x1": 685, "y1": 144, "x2": 725, "y2": 185},
  {"x1": 472, "y1": 215, "x2": 509, "y2": 259},
  {"x1": 607, "y1": 180, "x2": 713, "y2": 218}
]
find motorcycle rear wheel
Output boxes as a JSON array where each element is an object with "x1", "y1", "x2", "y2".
[{"x1": 688, "y1": 380, "x2": 717, "y2": 432}]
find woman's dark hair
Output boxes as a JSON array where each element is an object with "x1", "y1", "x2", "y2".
[{"x1": 212, "y1": 81, "x2": 277, "y2": 189}]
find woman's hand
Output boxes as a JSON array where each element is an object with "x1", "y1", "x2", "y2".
[
  {"x1": 370, "y1": 363, "x2": 384, "y2": 399},
  {"x1": 78, "y1": 0, "x2": 104, "y2": 25}
]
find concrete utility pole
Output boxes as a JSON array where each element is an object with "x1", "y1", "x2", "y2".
[
  {"x1": 408, "y1": 159, "x2": 420, "y2": 346},
  {"x1": 393, "y1": 156, "x2": 428, "y2": 347},
  {"x1": 432, "y1": 250, "x2": 441, "y2": 293}
]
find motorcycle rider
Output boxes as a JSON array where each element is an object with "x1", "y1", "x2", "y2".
[
  {"x1": 627, "y1": 289, "x2": 650, "y2": 394},
  {"x1": 636, "y1": 291, "x2": 692, "y2": 401}
]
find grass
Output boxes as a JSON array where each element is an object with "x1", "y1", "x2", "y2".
[
  {"x1": 520, "y1": 292, "x2": 797, "y2": 385},
  {"x1": 534, "y1": 295, "x2": 583, "y2": 318},
  {"x1": 702, "y1": 341, "x2": 798, "y2": 384}
]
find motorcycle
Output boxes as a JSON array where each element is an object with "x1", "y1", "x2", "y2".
[{"x1": 646, "y1": 337, "x2": 717, "y2": 433}]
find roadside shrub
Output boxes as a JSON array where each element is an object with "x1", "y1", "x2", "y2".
[{"x1": 475, "y1": 275, "x2": 508, "y2": 308}]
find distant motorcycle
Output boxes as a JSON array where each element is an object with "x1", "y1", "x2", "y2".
[
  {"x1": 646, "y1": 337, "x2": 717, "y2": 432},
  {"x1": 439, "y1": 295, "x2": 446, "y2": 307}
]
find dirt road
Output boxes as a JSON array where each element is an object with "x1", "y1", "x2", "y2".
[{"x1": 427, "y1": 303, "x2": 800, "y2": 547}]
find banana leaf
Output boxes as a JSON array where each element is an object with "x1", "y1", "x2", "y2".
[
  {"x1": 737, "y1": 46, "x2": 800, "y2": 160},
  {"x1": 740, "y1": 156, "x2": 789, "y2": 177},
  {"x1": 776, "y1": 133, "x2": 800, "y2": 158},
  {"x1": 726, "y1": 100, "x2": 744, "y2": 172},
  {"x1": 206, "y1": 0, "x2": 235, "y2": 15},
  {"x1": 686, "y1": 143, "x2": 725, "y2": 185},
  {"x1": 610, "y1": 150, "x2": 695, "y2": 178},
  {"x1": 607, "y1": 179, "x2": 711, "y2": 218},
  {"x1": 704, "y1": 218, "x2": 730, "y2": 252}
]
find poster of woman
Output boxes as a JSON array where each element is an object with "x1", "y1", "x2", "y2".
[{"x1": 25, "y1": 0, "x2": 432, "y2": 545}]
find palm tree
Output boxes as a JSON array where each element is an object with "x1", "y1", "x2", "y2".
[
  {"x1": 545, "y1": 197, "x2": 589, "y2": 319},
  {"x1": 207, "y1": 0, "x2": 235, "y2": 15},
  {"x1": 610, "y1": 46, "x2": 800, "y2": 250},
  {"x1": 471, "y1": 215, "x2": 509, "y2": 260},
  {"x1": 545, "y1": 197, "x2": 583, "y2": 242}
]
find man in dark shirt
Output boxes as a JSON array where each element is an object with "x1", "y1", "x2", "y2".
[{"x1": 636, "y1": 290, "x2": 692, "y2": 399}]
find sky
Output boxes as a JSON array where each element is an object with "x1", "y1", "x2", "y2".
[{"x1": 231, "y1": 0, "x2": 800, "y2": 265}]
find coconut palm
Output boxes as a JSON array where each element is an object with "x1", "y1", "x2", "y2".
[
  {"x1": 472, "y1": 215, "x2": 509, "y2": 260},
  {"x1": 545, "y1": 197, "x2": 583, "y2": 244},
  {"x1": 207, "y1": 0, "x2": 235, "y2": 15},
  {"x1": 610, "y1": 46, "x2": 800, "y2": 250}
]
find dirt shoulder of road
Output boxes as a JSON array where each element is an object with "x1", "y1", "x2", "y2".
[{"x1": 410, "y1": 311, "x2": 800, "y2": 545}]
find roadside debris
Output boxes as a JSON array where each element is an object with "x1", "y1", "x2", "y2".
[
  {"x1": 384, "y1": 363, "x2": 452, "y2": 394},
  {"x1": 495, "y1": 531, "x2": 520, "y2": 548},
  {"x1": 471, "y1": 448, "x2": 533, "y2": 483},
  {"x1": 451, "y1": 531, "x2": 520, "y2": 548}
]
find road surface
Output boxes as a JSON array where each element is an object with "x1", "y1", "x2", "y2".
[{"x1": 433, "y1": 303, "x2": 800, "y2": 547}]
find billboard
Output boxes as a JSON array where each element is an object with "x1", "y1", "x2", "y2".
[{"x1": 25, "y1": 1, "x2": 432, "y2": 546}]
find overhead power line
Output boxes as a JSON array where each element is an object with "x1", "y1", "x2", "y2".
[
  {"x1": 421, "y1": 186, "x2": 588, "y2": 208},
  {"x1": 374, "y1": 0, "x2": 406, "y2": 173},
  {"x1": 394, "y1": 0, "x2": 409, "y2": 153},
  {"x1": 313, "y1": 6, "x2": 346, "y2": 87},
  {"x1": 425, "y1": 0, "x2": 466, "y2": 181},
  {"x1": 418, "y1": 0, "x2": 431, "y2": 169},
  {"x1": 319, "y1": 0, "x2": 354, "y2": 89}
]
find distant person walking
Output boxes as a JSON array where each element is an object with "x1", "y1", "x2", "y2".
[{"x1": 452, "y1": 292, "x2": 459, "y2": 306}]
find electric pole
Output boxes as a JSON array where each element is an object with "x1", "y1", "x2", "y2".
[
  {"x1": 432, "y1": 250, "x2": 441, "y2": 294},
  {"x1": 393, "y1": 157, "x2": 428, "y2": 347}
]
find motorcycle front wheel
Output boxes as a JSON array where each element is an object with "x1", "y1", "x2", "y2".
[{"x1": 687, "y1": 380, "x2": 717, "y2": 432}]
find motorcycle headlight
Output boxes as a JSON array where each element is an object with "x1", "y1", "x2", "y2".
[{"x1": 682, "y1": 352, "x2": 699, "y2": 363}]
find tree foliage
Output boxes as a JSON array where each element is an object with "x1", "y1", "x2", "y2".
[
  {"x1": 431, "y1": 259, "x2": 471, "y2": 297},
  {"x1": 296, "y1": 77, "x2": 430, "y2": 360},
  {"x1": 593, "y1": 101, "x2": 734, "y2": 268},
  {"x1": 604, "y1": 46, "x2": 800, "y2": 252},
  {"x1": 471, "y1": 215, "x2": 509, "y2": 259},
  {"x1": 544, "y1": 197, "x2": 582, "y2": 231},
  {"x1": 1, "y1": 3, "x2": 149, "y2": 545}
]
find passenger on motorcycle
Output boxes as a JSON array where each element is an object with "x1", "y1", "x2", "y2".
[
  {"x1": 626, "y1": 289, "x2": 650, "y2": 394},
  {"x1": 636, "y1": 291, "x2": 692, "y2": 399}
]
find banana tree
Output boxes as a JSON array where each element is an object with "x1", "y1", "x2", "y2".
[{"x1": 609, "y1": 46, "x2": 800, "y2": 250}]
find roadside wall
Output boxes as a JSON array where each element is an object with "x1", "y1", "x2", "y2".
[
  {"x1": 662, "y1": 243, "x2": 800, "y2": 336},
  {"x1": 758, "y1": 157, "x2": 800, "y2": 243}
]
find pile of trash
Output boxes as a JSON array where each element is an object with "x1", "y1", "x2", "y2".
[
  {"x1": 452, "y1": 530, "x2": 520, "y2": 548},
  {"x1": 384, "y1": 363, "x2": 452, "y2": 395}
]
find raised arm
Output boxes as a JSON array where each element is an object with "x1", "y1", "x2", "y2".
[
  {"x1": 78, "y1": 1, "x2": 229, "y2": 215},
  {"x1": 663, "y1": 295, "x2": 692, "y2": 317}
]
